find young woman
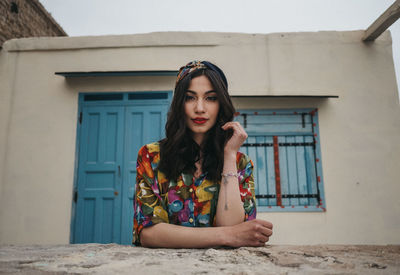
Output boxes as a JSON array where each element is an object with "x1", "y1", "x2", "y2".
[{"x1": 133, "y1": 61, "x2": 273, "y2": 248}]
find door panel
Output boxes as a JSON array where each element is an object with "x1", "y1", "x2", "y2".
[{"x1": 74, "y1": 106, "x2": 124, "y2": 243}]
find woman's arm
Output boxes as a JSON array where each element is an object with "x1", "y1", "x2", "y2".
[
  {"x1": 140, "y1": 219, "x2": 273, "y2": 248},
  {"x1": 215, "y1": 150, "x2": 246, "y2": 225},
  {"x1": 216, "y1": 122, "x2": 250, "y2": 226}
]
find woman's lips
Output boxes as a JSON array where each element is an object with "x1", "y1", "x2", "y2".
[{"x1": 192, "y1": 118, "x2": 208, "y2": 124}]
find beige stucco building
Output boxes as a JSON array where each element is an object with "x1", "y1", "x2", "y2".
[{"x1": 0, "y1": 31, "x2": 399, "y2": 245}]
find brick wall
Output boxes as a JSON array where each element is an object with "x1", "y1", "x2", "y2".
[{"x1": 0, "y1": 0, "x2": 67, "y2": 46}]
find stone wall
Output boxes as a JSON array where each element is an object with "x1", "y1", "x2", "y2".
[
  {"x1": 0, "y1": 0, "x2": 66, "y2": 46},
  {"x1": 0, "y1": 244, "x2": 399, "y2": 274}
]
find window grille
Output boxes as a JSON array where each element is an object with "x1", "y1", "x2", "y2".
[{"x1": 235, "y1": 109, "x2": 326, "y2": 212}]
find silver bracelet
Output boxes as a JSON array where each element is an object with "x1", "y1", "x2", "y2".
[{"x1": 221, "y1": 172, "x2": 239, "y2": 178}]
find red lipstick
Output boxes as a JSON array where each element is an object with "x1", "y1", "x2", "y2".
[{"x1": 192, "y1": 117, "x2": 208, "y2": 124}]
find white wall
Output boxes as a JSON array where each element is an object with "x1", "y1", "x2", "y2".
[{"x1": 0, "y1": 31, "x2": 399, "y2": 244}]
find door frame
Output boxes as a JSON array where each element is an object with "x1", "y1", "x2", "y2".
[{"x1": 70, "y1": 91, "x2": 172, "y2": 243}]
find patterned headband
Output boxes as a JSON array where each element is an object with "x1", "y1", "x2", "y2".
[
  {"x1": 176, "y1": 61, "x2": 207, "y2": 85},
  {"x1": 175, "y1": 60, "x2": 228, "y2": 88}
]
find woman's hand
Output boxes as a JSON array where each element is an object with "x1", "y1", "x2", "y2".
[
  {"x1": 225, "y1": 219, "x2": 273, "y2": 247},
  {"x1": 222, "y1": 122, "x2": 248, "y2": 155}
]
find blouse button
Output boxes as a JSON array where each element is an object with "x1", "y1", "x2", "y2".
[
  {"x1": 189, "y1": 218, "x2": 194, "y2": 223},
  {"x1": 189, "y1": 188, "x2": 193, "y2": 193}
]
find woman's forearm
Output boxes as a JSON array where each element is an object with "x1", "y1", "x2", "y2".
[
  {"x1": 215, "y1": 151, "x2": 245, "y2": 226},
  {"x1": 140, "y1": 223, "x2": 228, "y2": 248},
  {"x1": 140, "y1": 219, "x2": 273, "y2": 248}
]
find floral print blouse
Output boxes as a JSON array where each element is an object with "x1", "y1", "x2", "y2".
[{"x1": 133, "y1": 142, "x2": 257, "y2": 245}]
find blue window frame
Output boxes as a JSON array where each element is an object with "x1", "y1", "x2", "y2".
[{"x1": 235, "y1": 108, "x2": 326, "y2": 212}]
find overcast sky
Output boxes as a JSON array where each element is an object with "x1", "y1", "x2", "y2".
[{"x1": 39, "y1": 0, "x2": 400, "y2": 96}]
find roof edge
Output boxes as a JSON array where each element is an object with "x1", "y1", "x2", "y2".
[{"x1": 1, "y1": 30, "x2": 391, "y2": 52}]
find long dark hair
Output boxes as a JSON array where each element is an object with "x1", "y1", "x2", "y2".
[{"x1": 158, "y1": 64, "x2": 235, "y2": 181}]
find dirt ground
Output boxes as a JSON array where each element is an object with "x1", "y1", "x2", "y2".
[{"x1": 0, "y1": 244, "x2": 399, "y2": 274}]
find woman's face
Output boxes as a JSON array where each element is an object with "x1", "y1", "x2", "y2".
[{"x1": 184, "y1": 75, "x2": 220, "y2": 145}]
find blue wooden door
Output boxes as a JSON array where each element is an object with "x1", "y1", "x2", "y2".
[
  {"x1": 74, "y1": 106, "x2": 124, "y2": 243},
  {"x1": 73, "y1": 93, "x2": 170, "y2": 244}
]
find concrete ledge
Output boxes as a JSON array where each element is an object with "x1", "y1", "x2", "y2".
[
  {"x1": 1, "y1": 30, "x2": 392, "y2": 52},
  {"x1": 0, "y1": 244, "x2": 399, "y2": 274}
]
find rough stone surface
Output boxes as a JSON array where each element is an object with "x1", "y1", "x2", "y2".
[
  {"x1": 0, "y1": 244, "x2": 399, "y2": 274},
  {"x1": 0, "y1": 0, "x2": 67, "y2": 46}
]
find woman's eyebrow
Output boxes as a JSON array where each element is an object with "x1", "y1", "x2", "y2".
[{"x1": 186, "y1": 90, "x2": 216, "y2": 94}]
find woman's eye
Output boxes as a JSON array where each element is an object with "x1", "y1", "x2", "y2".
[
  {"x1": 185, "y1": 95, "x2": 195, "y2": 101},
  {"x1": 206, "y1": 96, "x2": 218, "y2": 101}
]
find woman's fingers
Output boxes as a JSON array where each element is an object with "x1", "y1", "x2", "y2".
[
  {"x1": 256, "y1": 219, "x2": 273, "y2": 229},
  {"x1": 256, "y1": 233, "x2": 270, "y2": 244},
  {"x1": 228, "y1": 219, "x2": 274, "y2": 247},
  {"x1": 222, "y1": 122, "x2": 247, "y2": 137},
  {"x1": 253, "y1": 220, "x2": 273, "y2": 238},
  {"x1": 259, "y1": 226, "x2": 273, "y2": 238},
  {"x1": 222, "y1": 122, "x2": 244, "y2": 133},
  {"x1": 253, "y1": 220, "x2": 273, "y2": 244},
  {"x1": 222, "y1": 122, "x2": 248, "y2": 153}
]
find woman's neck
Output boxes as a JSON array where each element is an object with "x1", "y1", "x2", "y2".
[{"x1": 192, "y1": 133, "x2": 205, "y2": 147}]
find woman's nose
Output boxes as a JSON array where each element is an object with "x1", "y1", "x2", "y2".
[{"x1": 195, "y1": 99, "x2": 205, "y2": 113}]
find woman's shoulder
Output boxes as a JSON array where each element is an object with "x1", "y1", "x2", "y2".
[
  {"x1": 143, "y1": 141, "x2": 160, "y2": 153},
  {"x1": 138, "y1": 142, "x2": 161, "y2": 161}
]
